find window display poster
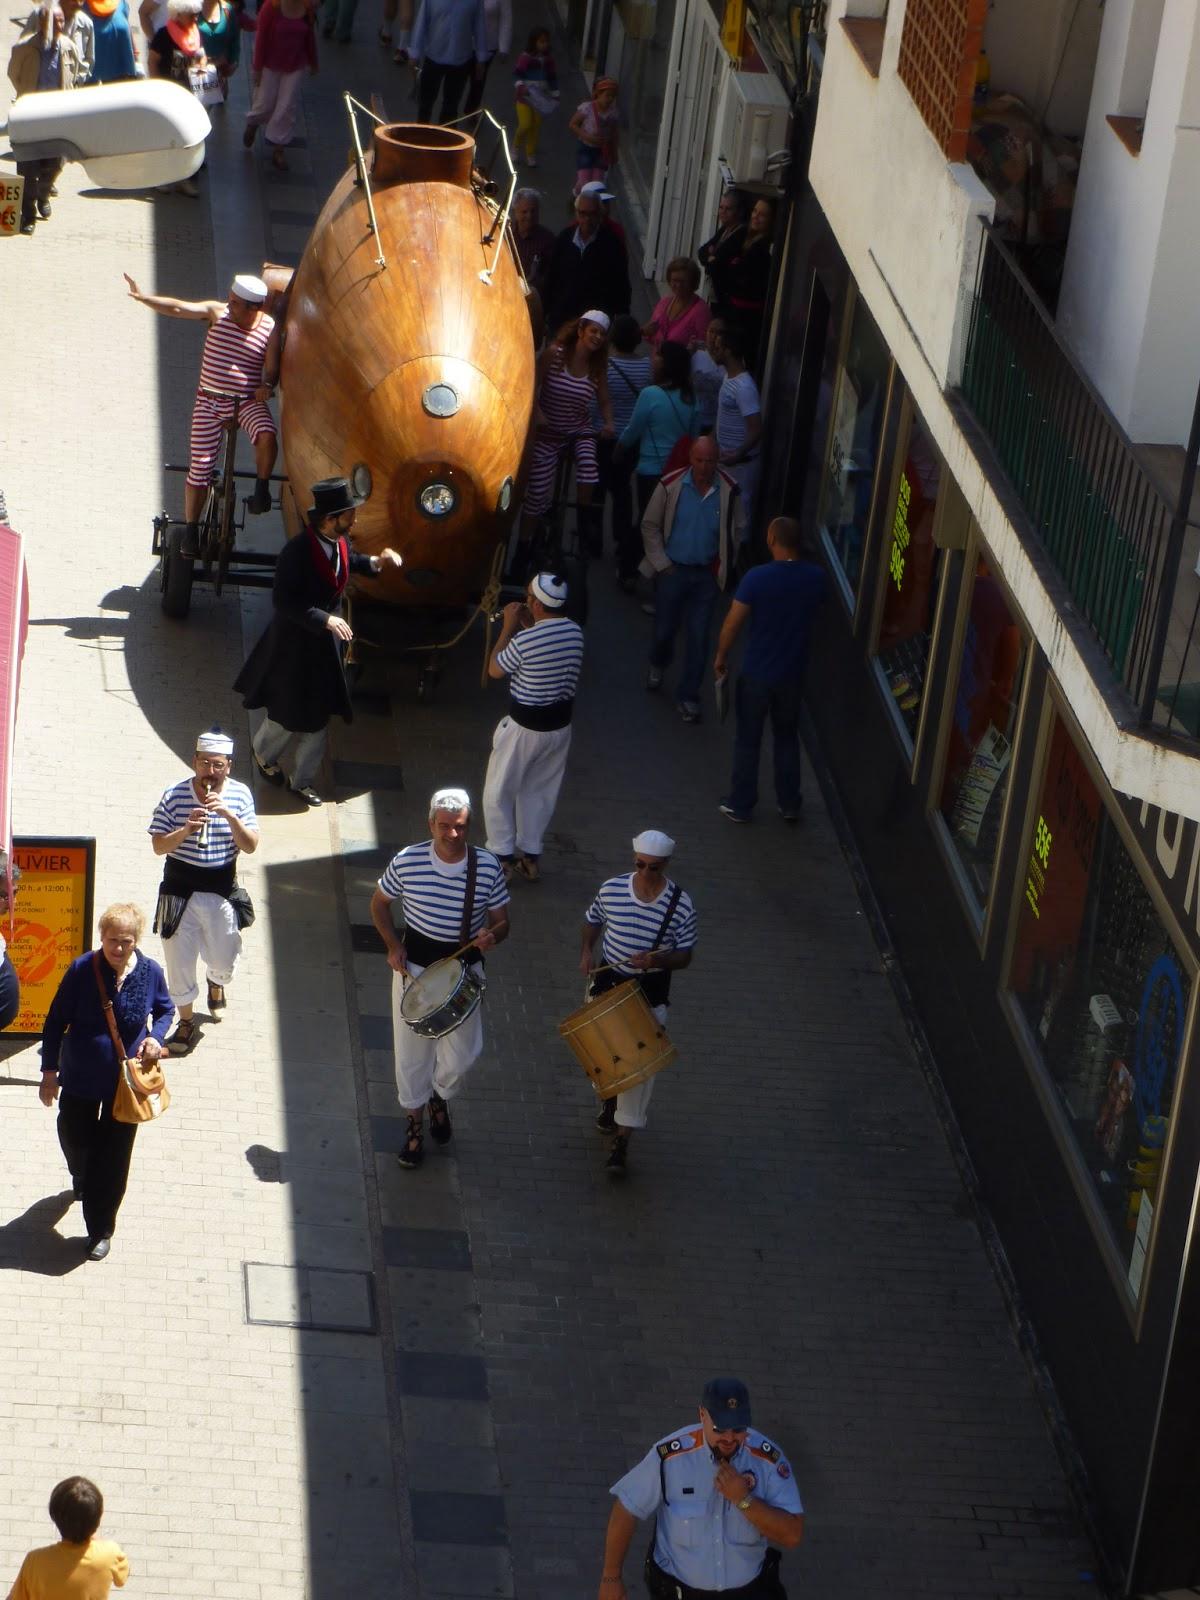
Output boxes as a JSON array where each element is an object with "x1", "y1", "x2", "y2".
[
  {"x1": 5, "y1": 837, "x2": 96, "y2": 1038},
  {"x1": 1011, "y1": 717, "x2": 1101, "y2": 993}
]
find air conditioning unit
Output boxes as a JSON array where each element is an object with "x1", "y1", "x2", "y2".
[{"x1": 720, "y1": 69, "x2": 791, "y2": 184}]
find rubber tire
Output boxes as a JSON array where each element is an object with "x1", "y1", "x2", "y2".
[{"x1": 161, "y1": 525, "x2": 195, "y2": 619}]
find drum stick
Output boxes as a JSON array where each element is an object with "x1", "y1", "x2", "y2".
[{"x1": 588, "y1": 946, "x2": 667, "y2": 979}]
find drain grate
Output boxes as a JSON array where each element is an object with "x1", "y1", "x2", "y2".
[{"x1": 243, "y1": 1261, "x2": 377, "y2": 1333}]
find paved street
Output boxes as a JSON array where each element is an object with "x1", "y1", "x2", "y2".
[{"x1": 0, "y1": 12, "x2": 1103, "y2": 1600}]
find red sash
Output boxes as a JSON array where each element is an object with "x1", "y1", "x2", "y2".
[{"x1": 305, "y1": 525, "x2": 349, "y2": 597}]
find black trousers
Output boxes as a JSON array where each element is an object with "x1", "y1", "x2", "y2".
[
  {"x1": 462, "y1": 49, "x2": 493, "y2": 114},
  {"x1": 597, "y1": 437, "x2": 636, "y2": 573},
  {"x1": 57, "y1": 1091, "x2": 138, "y2": 1242},
  {"x1": 15, "y1": 157, "x2": 62, "y2": 227},
  {"x1": 417, "y1": 57, "x2": 472, "y2": 124}
]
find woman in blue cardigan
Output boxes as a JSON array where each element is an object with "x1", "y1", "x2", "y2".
[{"x1": 40, "y1": 904, "x2": 174, "y2": 1261}]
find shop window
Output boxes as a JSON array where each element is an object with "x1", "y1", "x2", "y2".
[
  {"x1": 815, "y1": 292, "x2": 891, "y2": 602},
  {"x1": 870, "y1": 407, "x2": 944, "y2": 750},
  {"x1": 936, "y1": 556, "x2": 1026, "y2": 911},
  {"x1": 1008, "y1": 712, "x2": 1192, "y2": 1298}
]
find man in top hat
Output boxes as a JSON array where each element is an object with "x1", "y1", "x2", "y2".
[
  {"x1": 124, "y1": 270, "x2": 282, "y2": 554},
  {"x1": 148, "y1": 726, "x2": 260, "y2": 1056},
  {"x1": 482, "y1": 571, "x2": 584, "y2": 882},
  {"x1": 601, "y1": 1377, "x2": 804, "y2": 1598},
  {"x1": 578, "y1": 829, "x2": 696, "y2": 1176},
  {"x1": 234, "y1": 478, "x2": 402, "y2": 805}
]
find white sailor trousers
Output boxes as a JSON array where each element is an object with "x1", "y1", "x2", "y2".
[
  {"x1": 391, "y1": 963, "x2": 484, "y2": 1109},
  {"x1": 482, "y1": 717, "x2": 572, "y2": 857},
  {"x1": 162, "y1": 891, "x2": 243, "y2": 1006},
  {"x1": 615, "y1": 1001, "x2": 668, "y2": 1129}
]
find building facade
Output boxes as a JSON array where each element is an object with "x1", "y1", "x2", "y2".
[{"x1": 761, "y1": 0, "x2": 1200, "y2": 1590}]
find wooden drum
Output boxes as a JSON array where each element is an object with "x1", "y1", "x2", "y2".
[{"x1": 558, "y1": 980, "x2": 676, "y2": 1097}]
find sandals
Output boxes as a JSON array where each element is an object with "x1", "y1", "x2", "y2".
[
  {"x1": 427, "y1": 1092, "x2": 453, "y2": 1145},
  {"x1": 392, "y1": 44, "x2": 409, "y2": 63},
  {"x1": 516, "y1": 855, "x2": 540, "y2": 883},
  {"x1": 207, "y1": 980, "x2": 226, "y2": 1017},
  {"x1": 397, "y1": 1114, "x2": 425, "y2": 1169},
  {"x1": 377, "y1": 24, "x2": 391, "y2": 41},
  {"x1": 166, "y1": 1017, "x2": 199, "y2": 1057},
  {"x1": 271, "y1": 146, "x2": 288, "y2": 171}
]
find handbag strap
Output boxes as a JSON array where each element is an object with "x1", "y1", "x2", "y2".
[
  {"x1": 92, "y1": 951, "x2": 127, "y2": 1066},
  {"x1": 654, "y1": 883, "x2": 682, "y2": 946},
  {"x1": 459, "y1": 846, "x2": 479, "y2": 947}
]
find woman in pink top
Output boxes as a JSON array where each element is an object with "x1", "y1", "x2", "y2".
[
  {"x1": 642, "y1": 256, "x2": 711, "y2": 351},
  {"x1": 243, "y1": 0, "x2": 317, "y2": 169}
]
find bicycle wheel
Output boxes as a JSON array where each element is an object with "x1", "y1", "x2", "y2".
[
  {"x1": 214, "y1": 416, "x2": 240, "y2": 596},
  {"x1": 161, "y1": 524, "x2": 195, "y2": 618}
]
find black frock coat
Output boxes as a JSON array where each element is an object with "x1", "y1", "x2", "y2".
[{"x1": 234, "y1": 531, "x2": 374, "y2": 733}]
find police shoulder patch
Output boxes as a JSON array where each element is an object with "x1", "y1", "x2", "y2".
[{"x1": 750, "y1": 1437, "x2": 779, "y2": 1462}]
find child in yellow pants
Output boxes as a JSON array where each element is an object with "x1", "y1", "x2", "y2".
[{"x1": 513, "y1": 26, "x2": 558, "y2": 167}]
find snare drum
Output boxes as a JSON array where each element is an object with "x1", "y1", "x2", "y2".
[
  {"x1": 400, "y1": 957, "x2": 485, "y2": 1039},
  {"x1": 557, "y1": 979, "x2": 676, "y2": 1096}
]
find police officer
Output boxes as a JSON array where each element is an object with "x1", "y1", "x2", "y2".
[{"x1": 600, "y1": 1378, "x2": 803, "y2": 1599}]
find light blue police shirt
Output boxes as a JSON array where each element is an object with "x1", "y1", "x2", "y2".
[{"x1": 610, "y1": 1423, "x2": 803, "y2": 1592}]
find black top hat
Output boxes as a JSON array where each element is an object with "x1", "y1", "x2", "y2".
[{"x1": 307, "y1": 477, "x2": 363, "y2": 524}]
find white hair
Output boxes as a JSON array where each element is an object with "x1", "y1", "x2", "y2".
[
  {"x1": 429, "y1": 787, "x2": 471, "y2": 818},
  {"x1": 167, "y1": 0, "x2": 200, "y2": 16},
  {"x1": 513, "y1": 188, "x2": 542, "y2": 208}
]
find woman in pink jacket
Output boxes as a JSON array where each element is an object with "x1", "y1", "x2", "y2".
[
  {"x1": 642, "y1": 257, "x2": 711, "y2": 352},
  {"x1": 243, "y1": 0, "x2": 316, "y2": 169}
]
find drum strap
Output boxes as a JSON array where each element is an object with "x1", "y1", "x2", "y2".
[
  {"x1": 460, "y1": 846, "x2": 478, "y2": 948},
  {"x1": 655, "y1": 884, "x2": 682, "y2": 946}
]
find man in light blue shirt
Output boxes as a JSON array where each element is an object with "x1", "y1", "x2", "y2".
[
  {"x1": 641, "y1": 436, "x2": 745, "y2": 723},
  {"x1": 411, "y1": 0, "x2": 486, "y2": 123},
  {"x1": 600, "y1": 1376, "x2": 804, "y2": 1597}
]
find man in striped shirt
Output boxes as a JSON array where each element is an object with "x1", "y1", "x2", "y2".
[
  {"x1": 124, "y1": 270, "x2": 280, "y2": 555},
  {"x1": 370, "y1": 789, "x2": 511, "y2": 1170},
  {"x1": 482, "y1": 571, "x2": 584, "y2": 883},
  {"x1": 579, "y1": 829, "x2": 696, "y2": 1176},
  {"x1": 148, "y1": 727, "x2": 260, "y2": 1055}
]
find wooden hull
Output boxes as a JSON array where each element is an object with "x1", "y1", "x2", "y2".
[{"x1": 279, "y1": 125, "x2": 535, "y2": 609}]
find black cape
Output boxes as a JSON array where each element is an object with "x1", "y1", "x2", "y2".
[{"x1": 233, "y1": 531, "x2": 374, "y2": 733}]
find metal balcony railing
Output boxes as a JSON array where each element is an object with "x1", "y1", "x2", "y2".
[{"x1": 960, "y1": 224, "x2": 1200, "y2": 738}]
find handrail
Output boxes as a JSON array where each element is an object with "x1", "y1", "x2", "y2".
[
  {"x1": 344, "y1": 92, "x2": 386, "y2": 271},
  {"x1": 445, "y1": 106, "x2": 520, "y2": 286}
]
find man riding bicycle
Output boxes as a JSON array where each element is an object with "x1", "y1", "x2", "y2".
[{"x1": 124, "y1": 271, "x2": 280, "y2": 556}]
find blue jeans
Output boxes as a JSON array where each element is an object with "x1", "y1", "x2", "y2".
[
  {"x1": 650, "y1": 565, "x2": 719, "y2": 704},
  {"x1": 728, "y1": 673, "x2": 803, "y2": 815}
]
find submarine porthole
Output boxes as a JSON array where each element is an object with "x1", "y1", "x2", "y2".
[
  {"x1": 350, "y1": 463, "x2": 373, "y2": 501},
  {"x1": 419, "y1": 481, "x2": 458, "y2": 518},
  {"x1": 497, "y1": 476, "x2": 513, "y2": 513},
  {"x1": 422, "y1": 383, "x2": 460, "y2": 418}
]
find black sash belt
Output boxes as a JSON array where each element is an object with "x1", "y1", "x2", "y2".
[
  {"x1": 509, "y1": 696, "x2": 574, "y2": 731},
  {"x1": 154, "y1": 855, "x2": 238, "y2": 940}
]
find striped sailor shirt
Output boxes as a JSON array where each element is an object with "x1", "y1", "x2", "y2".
[
  {"x1": 585, "y1": 874, "x2": 697, "y2": 975},
  {"x1": 378, "y1": 841, "x2": 510, "y2": 941},
  {"x1": 198, "y1": 307, "x2": 275, "y2": 397},
  {"x1": 148, "y1": 776, "x2": 258, "y2": 867},
  {"x1": 496, "y1": 616, "x2": 584, "y2": 707}
]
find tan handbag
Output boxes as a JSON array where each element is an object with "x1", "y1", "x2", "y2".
[{"x1": 93, "y1": 953, "x2": 171, "y2": 1124}]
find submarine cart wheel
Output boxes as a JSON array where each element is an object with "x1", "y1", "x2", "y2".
[{"x1": 161, "y1": 526, "x2": 195, "y2": 619}]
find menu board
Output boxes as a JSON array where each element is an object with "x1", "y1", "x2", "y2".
[{"x1": 5, "y1": 838, "x2": 96, "y2": 1038}]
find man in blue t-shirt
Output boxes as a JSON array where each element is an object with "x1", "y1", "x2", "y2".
[{"x1": 713, "y1": 516, "x2": 827, "y2": 823}]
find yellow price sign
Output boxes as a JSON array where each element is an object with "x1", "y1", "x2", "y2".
[{"x1": 6, "y1": 838, "x2": 96, "y2": 1037}]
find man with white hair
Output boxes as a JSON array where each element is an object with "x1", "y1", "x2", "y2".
[
  {"x1": 511, "y1": 188, "x2": 555, "y2": 301},
  {"x1": 482, "y1": 571, "x2": 584, "y2": 883},
  {"x1": 148, "y1": 726, "x2": 260, "y2": 1055},
  {"x1": 370, "y1": 789, "x2": 511, "y2": 1170},
  {"x1": 579, "y1": 830, "x2": 696, "y2": 1176},
  {"x1": 124, "y1": 270, "x2": 281, "y2": 554},
  {"x1": 7, "y1": 4, "x2": 83, "y2": 234}
]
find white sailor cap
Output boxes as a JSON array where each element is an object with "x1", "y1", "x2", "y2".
[
  {"x1": 196, "y1": 726, "x2": 234, "y2": 756},
  {"x1": 530, "y1": 572, "x2": 568, "y2": 609},
  {"x1": 632, "y1": 829, "x2": 675, "y2": 858},
  {"x1": 231, "y1": 273, "x2": 269, "y2": 304}
]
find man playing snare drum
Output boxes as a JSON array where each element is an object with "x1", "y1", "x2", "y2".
[
  {"x1": 370, "y1": 788, "x2": 511, "y2": 1170},
  {"x1": 579, "y1": 830, "x2": 696, "y2": 1177}
]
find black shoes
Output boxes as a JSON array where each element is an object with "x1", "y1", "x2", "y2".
[
  {"x1": 86, "y1": 1237, "x2": 111, "y2": 1261},
  {"x1": 397, "y1": 1115, "x2": 425, "y2": 1169},
  {"x1": 427, "y1": 1092, "x2": 453, "y2": 1145},
  {"x1": 291, "y1": 785, "x2": 323, "y2": 807},
  {"x1": 37, "y1": 199, "x2": 51, "y2": 220},
  {"x1": 605, "y1": 1135, "x2": 629, "y2": 1177},
  {"x1": 595, "y1": 1097, "x2": 617, "y2": 1133}
]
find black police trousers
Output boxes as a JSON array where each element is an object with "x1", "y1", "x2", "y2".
[{"x1": 644, "y1": 1550, "x2": 786, "y2": 1599}]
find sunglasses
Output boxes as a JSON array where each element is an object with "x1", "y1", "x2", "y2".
[{"x1": 633, "y1": 858, "x2": 665, "y2": 871}]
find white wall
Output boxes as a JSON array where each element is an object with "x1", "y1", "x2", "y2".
[
  {"x1": 810, "y1": 0, "x2": 994, "y2": 392},
  {"x1": 1057, "y1": 0, "x2": 1200, "y2": 445}
]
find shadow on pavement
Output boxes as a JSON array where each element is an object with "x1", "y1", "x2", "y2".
[{"x1": 0, "y1": 1191, "x2": 87, "y2": 1276}]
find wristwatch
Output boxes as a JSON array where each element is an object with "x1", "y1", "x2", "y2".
[{"x1": 736, "y1": 1494, "x2": 753, "y2": 1512}]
